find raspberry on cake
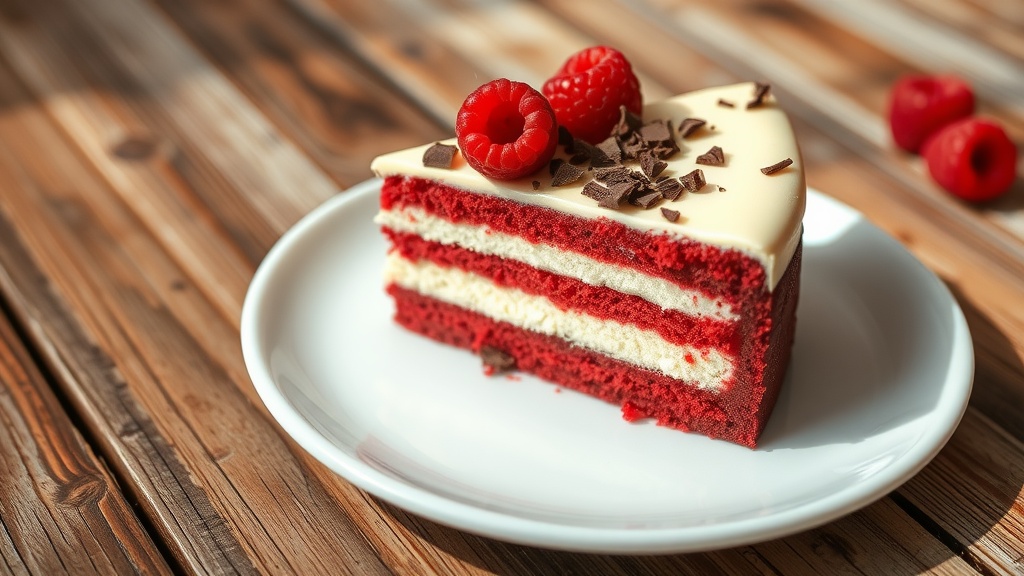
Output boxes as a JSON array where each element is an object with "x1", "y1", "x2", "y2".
[
  {"x1": 372, "y1": 81, "x2": 805, "y2": 448},
  {"x1": 456, "y1": 78, "x2": 558, "y2": 180},
  {"x1": 542, "y1": 46, "x2": 642, "y2": 144}
]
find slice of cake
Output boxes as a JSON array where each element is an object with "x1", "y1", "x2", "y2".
[{"x1": 373, "y1": 80, "x2": 804, "y2": 447}]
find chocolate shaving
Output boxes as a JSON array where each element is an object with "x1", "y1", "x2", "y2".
[
  {"x1": 558, "y1": 125, "x2": 575, "y2": 153},
  {"x1": 531, "y1": 180, "x2": 540, "y2": 190},
  {"x1": 680, "y1": 168, "x2": 706, "y2": 192},
  {"x1": 644, "y1": 120, "x2": 680, "y2": 159},
  {"x1": 651, "y1": 145, "x2": 678, "y2": 160},
  {"x1": 629, "y1": 169, "x2": 652, "y2": 185},
  {"x1": 571, "y1": 138, "x2": 617, "y2": 168},
  {"x1": 611, "y1": 105, "x2": 643, "y2": 138},
  {"x1": 655, "y1": 177, "x2": 684, "y2": 200},
  {"x1": 548, "y1": 157, "x2": 565, "y2": 175},
  {"x1": 552, "y1": 162, "x2": 585, "y2": 186},
  {"x1": 647, "y1": 119, "x2": 679, "y2": 158},
  {"x1": 696, "y1": 145, "x2": 725, "y2": 166},
  {"x1": 422, "y1": 142, "x2": 458, "y2": 168},
  {"x1": 639, "y1": 150, "x2": 668, "y2": 178},
  {"x1": 640, "y1": 120, "x2": 672, "y2": 143},
  {"x1": 660, "y1": 207, "x2": 681, "y2": 222},
  {"x1": 594, "y1": 166, "x2": 634, "y2": 185},
  {"x1": 569, "y1": 152, "x2": 591, "y2": 165},
  {"x1": 677, "y1": 117, "x2": 706, "y2": 138},
  {"x1": 619, "y1": 133, "x2": 647, "y2": 160},
  {"x1": 760, "y1": 158, "x2": 793, "y2": 175},
  {"x1": 598, "y1": 182, "x2": 637, "y2": 209},
  {"x1": 718, "y1": 186, "x2": 727, "y2": 192},
  {"x1": 480, "y1": 345, "x2": 516, "y2": 373},
  {"x1": 747, "y1": 82, "x2": 772, "y2": 109},
  {"x1": 632, "y1": 190, "x2": 663, "y2": 209},
  {"x1": 596, "y1": 137, "x2": 623, "y2": 165},
  {"x1": 583, "y1": 177, "x2": 647, "y2": 209},
  {"x1": 717, "y1": 98, "x2": 735, "y2": 108},
  {"x1": 569, "y1": 108, "x2": 732, "y2": 209},
  {"x1": 582, "y1": 181, "x2": 611, "y2": 202}
]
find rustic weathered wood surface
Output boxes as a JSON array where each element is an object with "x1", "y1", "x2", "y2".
[{"x1": 0, "y1": 0, "x2": 1021, "y2": 573}]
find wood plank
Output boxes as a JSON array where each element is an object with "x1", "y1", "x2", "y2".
[
  {"x1": 0, "y1": 299, "x2": 172, "y2": 574},
  {"x1": 745, "y1": 497, "x2": 979, "y2": 575},
  {"x1": 282, "y1": 0, "x2": 500, "y2": 127},
  {"x1": 148, "y1": 0, "x2": 448, "y2": 184},
  {"x1": 796, "y1": 0, "x2": 1024, "y2": 107},
  {"x1": 0, "y1": 0, "x2": 346, "y2": 321},
  {"x1": 0, "y1": 46, "x2": 393, "y2": 576},
  {"x1": 286, "y1": 0, "x2": 672, "y2": 127},
  {"x1": 898, "y1": 409, "x2": 1024, "y2": 576}
]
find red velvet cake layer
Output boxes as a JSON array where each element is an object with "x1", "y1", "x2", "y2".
[
  {"x1": 388, "y1": 238, "x2": 798, "y2": 447},
  {"x1": 380, "y1": 175, "x2": 802, "y2": 447},
  {"x1": 383, "y1": 229, "x2": 740, "y2": 354},
  {"x1": 381, "y1": 175, "x2": 768, "y2": 304}
]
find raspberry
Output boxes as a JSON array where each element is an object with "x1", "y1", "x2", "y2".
[
  {"x1": 889, "y1": 74, "x2": 974, "y2": 153},
  {"x1": 543, "y1": 46, "x2": 642, "y2": 144},
  {"x1": 922, "y1": 118, "x2": 1017, "y2": 203},
  {"x1": 455, "y1": 78, "x2": 558, "y2": 180}
]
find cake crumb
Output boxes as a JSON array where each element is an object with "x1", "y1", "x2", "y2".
[
  {"x1": 480, "y1": 345, "x2": 516, "y2": 374},
  {"x1": 621, "y1": 401, "x2": 644, "y2": 422}
]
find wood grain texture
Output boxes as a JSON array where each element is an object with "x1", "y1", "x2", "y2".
[
  {"x1": 0, "y1": 0, "x2": 1021, "y2": 573},
  {"x1": 0, "y1": 30, "x2": 392, "y2": 576},
  {"x1": 0, "y1": 284, "x2": 171, "y2": 574},
  {"x1": 148, "y1": 0, "x2": 448, "y2": 186}
]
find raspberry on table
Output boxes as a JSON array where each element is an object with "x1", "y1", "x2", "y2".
[
  {"x1": 922, "y1": 117, "x2": 1017, "y2": 203},
  {"x1": 542, "y1": 46, "x2": 642, "y2": 144},
  {"x1": 456, "y1": 78, "x2": 558, "y2": 180},
  {"x1": 888, "y1": 74, "x2": 974, "y2": 153}
]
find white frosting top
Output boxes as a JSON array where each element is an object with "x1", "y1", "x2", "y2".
[{"x1": 371, "y1": 83, "x2": 806, "y2": 289}]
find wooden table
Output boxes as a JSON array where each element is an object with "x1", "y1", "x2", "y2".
[{"x1": 0, "y1": 0, "x2": 1021, "y2": 573}]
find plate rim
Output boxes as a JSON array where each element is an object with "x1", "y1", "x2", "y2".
[{"x1": 240, "y1": 179, "x2": 974, "y2": 554}]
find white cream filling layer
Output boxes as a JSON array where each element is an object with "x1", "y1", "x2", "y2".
[
  {"x1": 386, "y1": 254, "x2": 733, "y2": 391},
  {"x1": 377, "y1": 206, "x2": 737, "y2": 321}
]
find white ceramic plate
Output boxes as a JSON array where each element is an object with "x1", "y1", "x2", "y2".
[{"x1": 241, "y1": 180, "x2": 973, "y2": 554}]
